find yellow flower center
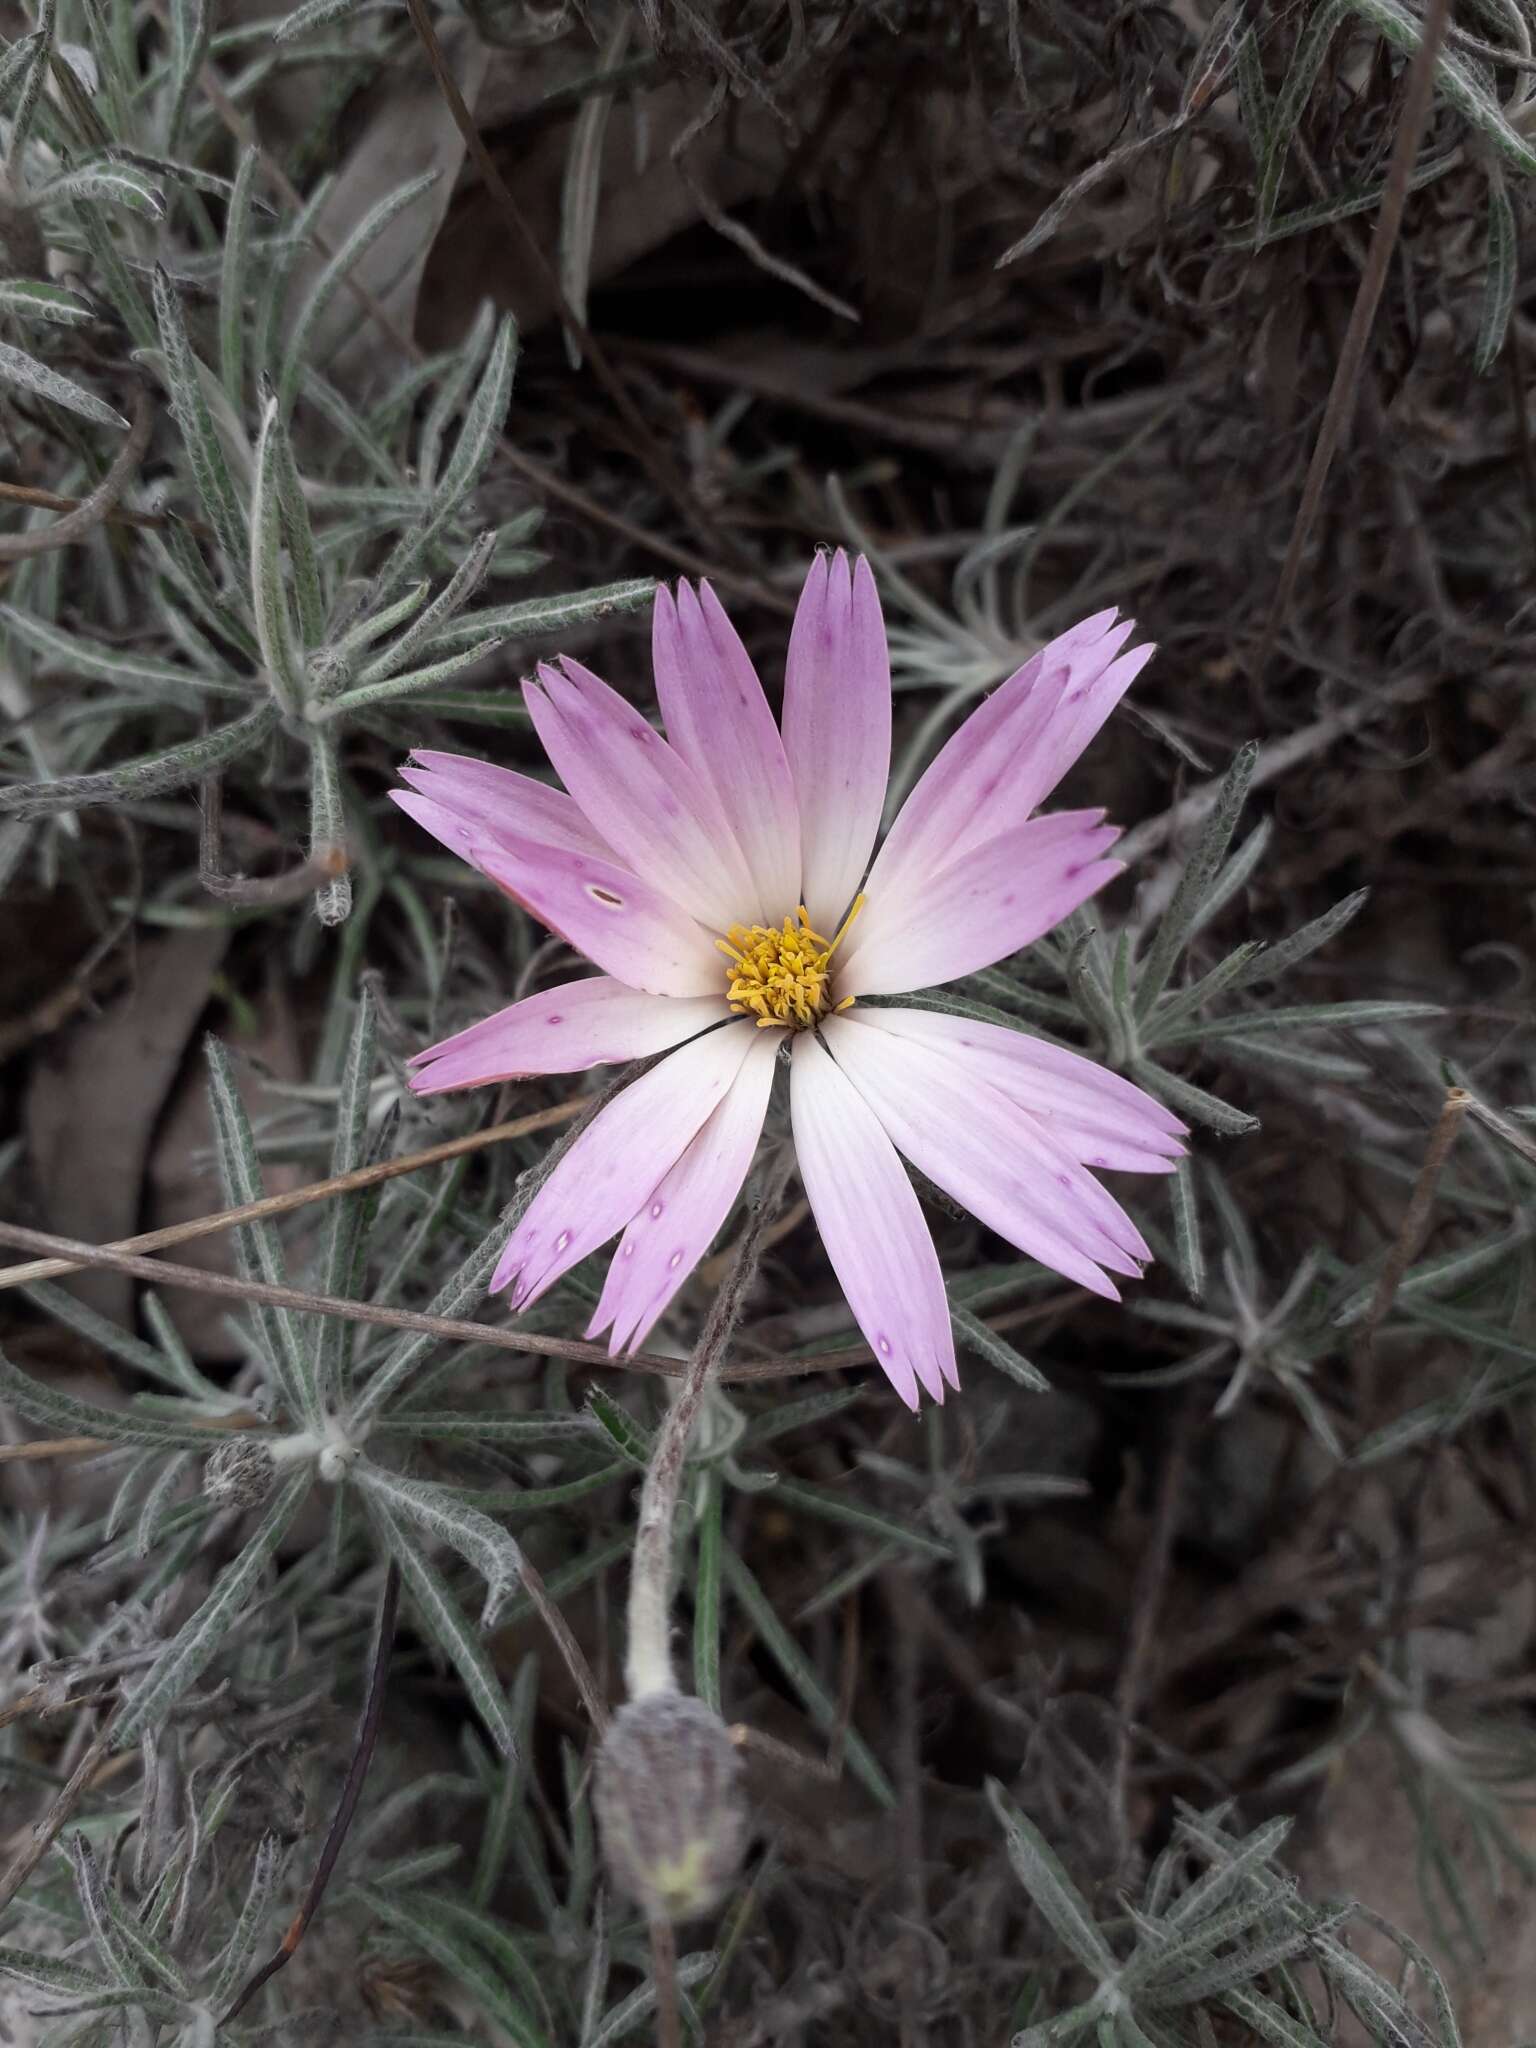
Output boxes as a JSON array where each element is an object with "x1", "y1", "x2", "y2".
[{"x1": 717, "y1": 897, "x2": 865, "y2": 1030}]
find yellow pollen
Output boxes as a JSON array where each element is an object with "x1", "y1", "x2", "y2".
[{"x1": 718, "y1": 897, "x2": 865, "y2": 1030}]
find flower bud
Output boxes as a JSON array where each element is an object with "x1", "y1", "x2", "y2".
[
  {"x1": 202, "y1": 1436, "x2": 276, "y2": 1509},
  {"x1": 594, "y1": 1694, "x2": 747, "y2": 1922}
]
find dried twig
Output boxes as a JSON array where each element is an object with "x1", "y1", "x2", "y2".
[
  {"x1": 0, "y1": 1096, "x2": 590, "y2": 1293},
  {"x1": 0, "y1": 387, "x2": 153, "y2": 560}
]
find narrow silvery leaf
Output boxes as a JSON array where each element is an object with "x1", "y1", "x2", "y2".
[
  {"x1": 220, "y1": 146, "x2": 260, "y2": 407},
  {"x1": 365, "y1": 1504, "x2": 518, "y2": 1757},
  {"x1": 352, "y1": 1464, "x2": 524, "y2": 1626},
  {"x1": 205, "y1": 1034, "x2": 321, "y2": 1427},
  {"x1": 278, "y1": 169, "x2": 437, "y2": 412},
  {"x1": 1144, "y1": 943, "x2": 1265, "y2": 1044},
  {"x1": 0, "y1": 1347, "x2": 220, "y2": 1448},
  {"x1": 376, "y1": 316, "x2": 517, "y2": 593},
  {"x1": 1256, "y1": 0, "x2": 1345, "y2": 238},
  {"x1": 719, "y1": 1543, "x2": 893, "y2": 1808},
  {"x1": 255, "y1": 174, "x2": 334, "y2": 399},
  {"x1": 693, "y1": 1469, "x2": 723, "y2": 1713},
  {"x1": 951, "y1": 1302, "x2": 1052, "y2": 1391},
  {"x1": 0, "y1": 279, "x2": 93, "y2": 323},
  {"x1": 0, "y1": 603, "x2": 237, "y2": 693},
  {"x1": 307, "y1": 726, "x2": 351, "y2": 926},
  {"x1": 1224, "y1": 889, "x2": 1369, "y2": 995},
  {"x1": 0, "y1": 699, "x2": 276, "y2": 817},
  {"x1": 0, "y1": 340, "x2": 129, "y2": 428},
  {"x1": 268, "y1": 398, "x2": 325, "y2": 645},
  {"x1": 1169, "y1": 1156, "x2": 1204, "y2": 1300},
  {"x1": 772, "y1": 1476, "x2": 955, "y2": 1561},
  {"x1": 0, "y1": 1947, "x2": 118, "y2": 1998},
  {"x1": 1158, "y1": 1000, "x2": 1441, "y2": 1051},
  {"x1": 0, "y1": 30, "x2": 43, "y2": 114},
  {"x1": 986, "y1": 1778, "x2": 1118, "y2": 1977},
  {"x1": 359, "y1": 530, "x2": 496, "y2": 684},
  {"x1": 134, "y1": 1453, "x2": 193, "y2": 1559},
  {"x1": 150, "y1": 265, "x2": 247, "y2": 563},
  {"x1": 163, "y1": 0, "x2": 209, "y2": 150},
  {"x1": 586, "y1": 1952, "x2": 715, "y2": 2048},
  {"x1": 1347, "y1": 0, "x2": 1536, "y2": 176},
  {"x1": 36, "y1": 160, "x2": 165, "y2": 215},
  {"x1": 1189, "y1": 818, "x2": 1272, "y2": 935},
  {"x1": 6, "y1": 0, "x2": 57, "y2": 165},
  {"x1": 1133, "y1": 1061, "x2": 1260, "y2": 1138},
  {"x1": 113, "y1": 1471, "x2": 309, "y2": 1747},
  {"x1": 314, "y1": 987, "x2": 376, "y2": 1409},
  {"x1": 208, "y1": 1834, "x2": 283, "y2": 2010},
  {"x1": 1135, "y1": 743, "x2": 1258, "y2": 1019},
  {"x1": 1475, "y1": 171, "x2": 1518, "y2": 376},
  {"x1": 250, "y1": 395, "x2": 307, "y2": 715},
  {"x1": 558, "y1": 12, "x2": 630, "y2": 368},
  {"x1": 419, "y1": 298, "x2": 495, "y2": 491},
  {"x1": 274, "y1": 0, "x2": 382, "y2": 36},
  {"x1": 425, "y1": 576, "x2": 655, "y2": 653},
  {"x1": 322, "y1": 635, "x2": 503, "y2": 719}
]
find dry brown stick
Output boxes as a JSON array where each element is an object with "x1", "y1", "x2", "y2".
[
  {"x1": 0, "y1": 1705, "x2": 123, "y2": 1916},
  {"x1": 146, "y1": 0, "x2": 774, "y2": 604},
  {"x1": 0, "y1": 1436, "x2": 118, "y2": 1463},
  {"x1": 1254, "y1": 0, "x2": 1453, "y2": 682},
  {"x1": 0, "y1": 388, "x2": 153, "y2": 560},
  {"x1": 0, "y1": 1095, "x2": 589, "y2": 1292},
  {"x1": 0, "y1": 477, "x2": 171, "y2": 533},
  {"x1": 649, "y1": 1915, "x2": 682, "y2": 2048},
  {"x1": 1353, "y1": 1084, "x2": 1471, "y2": 1425}
]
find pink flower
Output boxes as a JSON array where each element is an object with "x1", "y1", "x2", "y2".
[{"x1": 393, "y1": 554, "x2": 1185, "y2": 1409}]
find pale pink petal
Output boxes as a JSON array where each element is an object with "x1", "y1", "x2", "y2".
[
  {"x1": 781, "y1": 552, "x2": 891, "y2": 932},
  {"x1": 839, "y1": 810, "x2": 1122, "y2": 998},
  {"x1": 847, "y1": 1007, "x2": 1186, "y2": 1174},
  {"x1": 586, "y1": 1031, "x2": 779, "y2": 1355},
  {"x1": 408, "y1": 978, "x2": 731, "y2": 1095},
  {"x1": 398, "y1": 750, "x2": 611, "y2": 859},
  {"x1": 467, "y1": 825, "x2": 722, "y2": 998},
  {"x1": 524, "y1": 660, "x2": 756, "y2": 930},
  {"x1": 865, "y1": 611, "x2": 1144, "y2": 905},
  {"x1": 824, "y1": 1014, "x2": 1147, "y2": 1297},
  {"x1": 492, "y1": 1026, "x2": 757, "y2": 1304},
  {"x1": 789, "y1": 1030, "x2": 956, "y2": 1410},
  {"x1": 652, "y1": 581, "x2": 801, "y2": 918}
]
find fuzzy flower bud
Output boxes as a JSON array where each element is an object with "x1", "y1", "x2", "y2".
[
  {"x1": 202, "y1": 1436, "x2": 276, "y2": 1509},
  {"x1": 594, "y1": 1694, "x2": 747, "y2": 1922}
]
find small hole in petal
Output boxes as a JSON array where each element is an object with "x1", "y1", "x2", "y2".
[
  {"x1": 546, "y1": 1013, "x2": 563, "y2": 1025},
  {"x1": 588, "y1": 885, "x2": 624, "y2": 908},
  {"x1": 650, "y1": 1201, "x2": 664, "y2": 1219},
  {"x1": 554, "y1": 1230, "x2": 571, "y2": 1253},
  {"x1": 878, "y1": 1335, "x2": 893, "y2": 1356},
  {"x1": 668, "y1": 1250, "x2": 684, "y2": 1269}
]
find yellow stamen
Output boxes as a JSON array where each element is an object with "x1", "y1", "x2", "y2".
[{"x1": 717, "y1": 895, "x2": 865, "y2": 1031}]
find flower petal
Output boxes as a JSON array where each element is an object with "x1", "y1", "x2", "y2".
[
  {"x1": 398, "y1": 749, "x2": 611, "y2": 859},
  {"x1": 866, "y1": 610, "x2": 1144, "y2": 904},
  {"x1": 586, "y1": 1030, "x2": 779, "y2": 1355},
  {"x1": 467, "y1": 824, "x2": 723, "y2": 998},
  {"x1": 524, "y1": 659, "x2": 756, "y2": 929},
  {"x1": 652, "y1": 580, "x2": 801, "y2": 917},
  {"x1": 781, "y1": 552, "x2": 891, "y2": 931},
  {"x1": 492, "y1": 1025, "x2": 757, "y2": 1304},
  {"x1": 408, "y1": 977, "x2": 732, "y2": 1094},
  {"x1": 846, "y1": 1007, "x2": 1186, "y2": 1173},
  {"x1": 824, "y1": 1014, "x2": 1148, "y2": 1297},
  {"x1": 839, "y1": 810, "x2": 1122, "y2": 997},
  {"x1": 789, "y1": 1029, "x2": 955, "y2": 1410}
]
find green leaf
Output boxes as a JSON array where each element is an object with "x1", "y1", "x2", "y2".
[
  {"x1": 0, "y1": 1346, "x2": 222, "y2": 1448},
  {"x1": 770, "y1": 1475, "x2": 955, "y2": 1561},
  {"x1": 36, "y1": 159, "x2": 166, "y2": 215},
  {"x1": 423, "y1": 576, "x2": 655, "y2": 653},
  {"x1": 987, "y1": 1778, "x2": 1118, "y2": 1977},
  {"x1": 220, "y1": 145, "x2": 260, "y2": 408},
  {"x1": 307, "y1": 724, "x2": 351, "y2": 926},
  {"x1": 951, "y1": 1302, "x2": 1050, "y2": 1391},
  {"x1": 314, "y1": 988, "x2": 378, "y2": 1407},
  {"x1": 693, "y1": 1466, "x2": 724, "y2": 1713},
  {"x1": 114, "y1": 1472, "x2": 310, "y2": 1746},
  {"x1": 0, "y1": 338, "x2": 129, "y2": 428},
  {"x1": 249, "y1": 395, "x2": 308, "y2": 714},
  {"x1": 1475, "y1": 171, "x2": 1518, "y2": 376},
  {"x1": 321, "y1": 636, "x2": 504, "y2": 719},
  {"x1": 1135, "y1": 744, "x2": 1258, "y2": 1019},
  {"x1": 0, "y1": 699, "x2": 277, "y2": 817},
  {"x1": 0, "y1": 278, "x2": 93, "y2": 323},
  {"x1": 558, "y1": 12, "x2": 630, "y2": 367},
  {"x1": 278, "y1": 169, "x2": 438, "y2": 412},
  {"x1": 719, "y1": 1542, "x2": 893, "y2": 1807},
  {"x1": 1169, "y1": 1157, "x2": 1204, "y2": 1300},
  {"x1": 150, "y1": 264, "x2": 247, "y2": 563},
  {"x1": 365, "y1": 1503, "x2": 517, "y2": 1755},
  {"x1": 1133, "y1": 1061, "x2": 1260, "y2": 1138},
  {"x1": 353, "y1": 1465, "x2": 524, "y2": 1626},
  {"x1": 1346, "y1": 0, "x2": 1536, "y2": 176},
  {"x1": 1156, "y1": 1000, "x2": 1441, "y2": 1051}
]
